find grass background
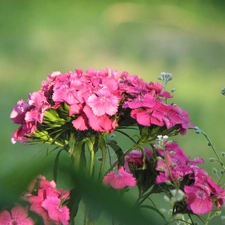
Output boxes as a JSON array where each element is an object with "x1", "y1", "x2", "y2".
[{"x1": 1, "y1": 1, "x2": 225, "y2": 224}]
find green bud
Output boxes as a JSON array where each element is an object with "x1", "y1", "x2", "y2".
[
  {"x1": 157, "y1": 156, "x2": 163, "y2": 161},
  {"x1": 169, "y1": 151, "x2": 175, "y2": 155},
  {"x1": 165, "y1": 180, "x2": 172, "y2": 185},
  {"x1": 212, "y1": 167, "x2": 218, "y2": 174},
  {"x1": 208, "y1": 158, "x2": 215, "y2": 162},
  {"x1": 194, "y1": 126, "x2": 201, "y2": 134},
  {"x1": 221, "y1": 152, "x2": 225, "y2": 157},
  {"x1": 220, "y1": 169, "x2": 224, "y2": 174},
  {"x1": 221, "y1": 87, "x2": 225, "y2": 96},
  {"x1": 170, "y1": 88, "x2": 176, "y2": 93},
  {"x1": 215, "y1": 211, "x2": 221, "y2": 216},
  {"x1": 158, "y1": 166, "x2": 165, "y2": 171}
]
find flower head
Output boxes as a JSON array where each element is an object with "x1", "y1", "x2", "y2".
[{"x1": 103, "y1": 166, "x2": 136, "y2": 189}]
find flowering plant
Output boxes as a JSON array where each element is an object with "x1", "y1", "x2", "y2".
[{"x1": 5, "y1": 68, "x2": 225, "y2": 225}]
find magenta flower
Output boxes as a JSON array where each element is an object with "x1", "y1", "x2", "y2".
[
  {"x1": 83, "y1": 105, "x2": 117, "y2": 132},
  {"x1": 87, "y1": 87, "x2": 119, "y2": 116},
  {"x1": 42, "y1": 197, "x2": 70, "y2": 225},
  {"x1": 0, "y1": 205, "x2": 34, "y2": 225},
  {"x1": 184, "y1": 184, "x2": 213, "y2": 214},
  {"x1": 26, "y1": 175, "x2": 70, "y2": 225},
  {"x1": 103, "y1": 166, "x2": 136, "y2": 189},
  {"x1": 10, "y1": 99, "x2": 30, "y2": 124},
  {"x1": 123, "y1": 93, "x2": 157, "y2": 109}
]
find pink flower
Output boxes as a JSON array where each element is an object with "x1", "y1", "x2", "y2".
[
  {"x1": 0, "y1": 205, "x2": 34, "y2": 225},
  {"x1": 72, "y1": 114, "x2": 89, "y2": 131},
  {"x1": 103, "y1": 166, "x2": 136, "y2": 189},
  {"x1": 184, "y1": 184, "x2": 213, "y2": 214},
  {"x1": 27, "y1": 175, "x2": 70, "y2": 225},
  {"x1": 123, "y1": 94, "x2": 157, "y2": 109},
  {"x1": 10, "y1": 99, "x2": 30, "y2": 124},
  {"x1": 42, "y1": 197, "x2": 70, "y2": 225},
  {"x1": 87, "y1": 88, "x2": 119, "y2": 116},
  {"x1": 124, "y1": 149, "x2": 152, "y2": 172},
  {"x1": 83, "y1": 105, "x2": 117, "y2": 132}
]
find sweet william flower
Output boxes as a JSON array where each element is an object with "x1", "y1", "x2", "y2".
[
  {"x1": 87, "y1": 87, "x2": 119, "y2": 116},
  {"x1": 41, "y1": 197, "x2": 70, "y2": 225},
  {"x1": 103, "y1": 166, "x2": 136, "y2": 189},
  {"x1": 184, "y1": 184, "x2": 213, "y2": 214},
  {"x1": 0, "y1": 205, "x2": 34, "y2": 225}
]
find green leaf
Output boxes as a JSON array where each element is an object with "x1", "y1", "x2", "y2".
[
  {"x1": 67, "y1": 187, "x2": 82, "y2": 225},
  {"x1": 53, "y1": 149, "x2": 63, "y2": 182},
  {"x1": 106, "y1": 140, "x2": 124, "y2": 167}
]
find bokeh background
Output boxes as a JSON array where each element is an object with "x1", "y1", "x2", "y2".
[{"x1": 1, "y1": 0, "x2": 225, "y2": 224}]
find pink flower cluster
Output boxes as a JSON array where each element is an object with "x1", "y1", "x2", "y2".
[
  {"x1": 10, "y1": 68, "x2": 191, "y2": 144},
  {"x1": 25, "y1": 175, "x2": 70, "y2": 225},
  {"x1": 114, "y1": 142, "x2": 225, "y2": 215},
  {"x1": 0, "y1": 175, "x2": 70, "y2": 225},
  {"x1": 155, "y1": 142, "x2": 225, "y2": 214}
]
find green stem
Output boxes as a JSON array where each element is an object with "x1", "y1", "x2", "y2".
[
  {"x1": 204, "y1": 212, "x2": 211, "y2": 225},
  {"x1": 85, "y1": 137, "x2": 95, "y2": 177}
]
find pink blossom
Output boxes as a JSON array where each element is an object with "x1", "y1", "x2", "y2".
[
  {"x1": 42, "y1": 197, "x2": 70, "y2": 225},
  {"x1": 123, "y1": 94, "x2": 157, "y2": 109},
  {"x1": 146, "y1": 82, "x2": 163, "y2": 97},
  {"x1": 72, "y1": 114, "x2": 89, "y2": 131},
  {"x1": 10, "y1": 99, "x2": 30, "y2": 124},
  {"x1": 83, "y1": 105, "x2": 117, "y2": 132},
  {"x1": 27, "y1": 175, "x2": 70, "y2": 225},
  {"x1": 87, "y1": 88, "x2": 119, "y2": 116},
  {"x1": 103, "y1": 166, "x2": 136, "y2": 189},
  {"x1": 0, "y1": 205, "x2": 34, "y2": 225},
  {"x1": 130, "y1": 108, "x2": 164, "y2": 127},
  {"x1": 11, "y1": 122, "x2": 37, "y2": 144},
  {"x1": 124, "y1": 149, "x2": 152, "y2": 172},
  {"x1": 184, "y1": 185, "x2": 213, "y2": 214}
]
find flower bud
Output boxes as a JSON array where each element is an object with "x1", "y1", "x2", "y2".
[
  {"x1": 212, "y1": 167, "x2": 218, "y2": 174},
  {"x1": 221, "y1": 87, "x2": 225, "y2": 96},
  {"x1": 165, "y1": 180, "x2": 172, "y2": 185},
  {"x1": 208, "y1": 158, "x2": 215, "y2": 162},
  {"x1": 170, "y1": 189, "x2": 185, "y2": 202},
  {"x1": 215, "y1": 211, "x2": 221, "y2": 216},
  {"x1": 170, "y1": 88, "x2": 176, "y2": 93},
  {"x1": 157, "y1": 156, "x2": 163, "y2": 161},
  {"x1": 158, "y1": 166, "x2": 165, "y2": 171},
  {"x1": 169, "y1": 151, "x2": 175, "y2": 155},
  {"x1": 221, "y1": 152, "x2": 225, "y2": 157}
]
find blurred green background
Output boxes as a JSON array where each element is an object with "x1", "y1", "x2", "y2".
[{"x1": 1, "y1": 0, "x2": 225, "y2": 224}]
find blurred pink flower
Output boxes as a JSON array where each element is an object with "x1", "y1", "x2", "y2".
[
  {"x1": 103, "y1": 166, "x2": 136, "y2": 189},
  {"x1": 42, "y1": 197, "x2": 70, "y2": 225},
  {"x1": 0, "y1": 205, "x2": 34, "y2": 225}
]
